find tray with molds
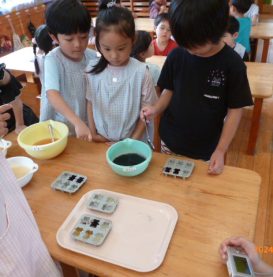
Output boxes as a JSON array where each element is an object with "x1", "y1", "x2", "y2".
[
  {"x1": 51, "y1": 171, "x2": 87, "y2": 194},
  {"x1": 71, "y1": 214, "x2": 112, "y2": 246},
  {"x1": 88, "y1": 193, "x2": 118, "y2": 214},
  {"x1": 56, "y1": 189, "x2": 178, "y2": 272},
  {"x1": 162, "y1": 158, "x2": 195, "y2": 179}
]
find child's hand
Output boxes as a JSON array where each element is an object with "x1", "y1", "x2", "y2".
[
  {"x1": 208, "y1": 149, "x2": 224, "y2": 175},
  {"x1": 75, "y1": 121, "x2": 92, "y2": 141},
  {"x1": 141, "y1": 106, "x2": 157, "y2": 122},
  {"x1": 92, "y1": 133, "x2": 109, "y2": 143},
  {"x1": 219, "y1": 237, "x2": 261, "y2": 268},
  {"x1": 15, "y1": 125, "x2": 26, "y2": 134}
]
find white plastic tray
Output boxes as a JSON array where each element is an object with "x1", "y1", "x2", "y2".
[{"x1": 56, "y1": 189, "x2": 178, "y2": 272}]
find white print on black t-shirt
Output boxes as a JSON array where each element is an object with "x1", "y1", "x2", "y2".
[
  {"x1": 207, "y1": 69, "x2": 225, "y2": 87},
  {"x1": 204, "y1": 94, "x2": 220, "y2": 99}
]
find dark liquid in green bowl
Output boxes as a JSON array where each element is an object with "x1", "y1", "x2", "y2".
[{"x1": 113, "y1": 153, "x2": 146, "y2": 166}]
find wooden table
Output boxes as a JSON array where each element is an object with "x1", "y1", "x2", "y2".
[
  {"x1": 135, "y1": 18, "x2": 154, "y2": 32},
  {"x1": 0, "y1": 47, "x2": 36, "y2": 82},
  {"x1": 147, "y1": 56, "x2": 273, "y2": 155},
  {"x1": 251, "y1": 22, "x2": 273, "y2": 63},
  {"x1": 7, "y1": 135, "x2": 261, "y2": 277}
]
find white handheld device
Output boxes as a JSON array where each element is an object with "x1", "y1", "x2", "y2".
[{"x1": 226, "y1": 246, "x2": 255, "y2": 277}]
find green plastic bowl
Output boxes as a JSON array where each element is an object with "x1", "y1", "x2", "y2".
[{"x1": 106, "y1": 138, "x2": 152, "y2": 177}]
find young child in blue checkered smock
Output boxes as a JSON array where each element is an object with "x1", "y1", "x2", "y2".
[
  {"x1": 85, "y1": 0, "x2": 157, "y2": 143},
  {"x1": 40, "y1": 0, "x2": 97, "y2": 139}
]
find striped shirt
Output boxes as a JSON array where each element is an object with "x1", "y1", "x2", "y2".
[{"x1": 0, "y1": 154, "x2": 62, "y2": 277}]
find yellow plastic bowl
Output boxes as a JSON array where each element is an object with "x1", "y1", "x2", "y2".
[{"x1": 17, "y1": 120, "x2": 69, "y2": 160}]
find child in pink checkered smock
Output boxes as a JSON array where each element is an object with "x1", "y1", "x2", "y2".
[{"x1": 86, "y1": 1, "x2": 157, "y2": 143}]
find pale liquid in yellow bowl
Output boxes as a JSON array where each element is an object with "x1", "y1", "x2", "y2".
[
  {"x1": 11, "y1": 165, "x2": 30, "y2": 179},
  {"x1": 33, "y1": 138, "x2": 59, "y2": 145}
]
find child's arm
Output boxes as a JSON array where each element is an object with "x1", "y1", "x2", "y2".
[
  {"x1": 208, "y1": 108, "x2": 242, "y2": 175},
  {"x1": 130, "y1": 119, "x2": 146, "y2": 140},
  {"x1": 141, "y1": 89, "x2": 173, "y2": 121},
  {"x1": 10, "y1": 96, "x2": 25, "y2": 134},
  {"x1": 86, "y1": 101, "x2": 109, "y2": 142},
  {"x1": 47, "y1": 90, "x2": 92, "y2": 141}
]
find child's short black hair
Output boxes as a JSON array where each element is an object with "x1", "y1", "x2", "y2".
[
  {"x1": 169, "y1": 0, "x2": 229, "y2": 49},
  {"x1": 226, "y1": 16, "x2": 239, "y2": 35},
  {"x1": 154, "y1": 13, "x2": 170, "y2": 27},
  {"x1": 131, "y1": 30, "x2": 152, "y2": 60},
  {"x1": 90, "y1": 3, "x2": 135, "y2": 74},
  {"x1": 231, "y1": 0, "x2": 251, "y2": 14},
  {"x1": 46, "y1": 0, "x2": 91, "y2": 37}
]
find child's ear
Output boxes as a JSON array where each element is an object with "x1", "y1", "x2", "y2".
[{"x1": 233, "y1": 32, "x2": 239, "y2": 40}]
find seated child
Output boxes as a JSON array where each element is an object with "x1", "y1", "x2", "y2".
[
  {"x1": 230, "y1": 0, "x2": 252, "y2": 53},
  {"x1": 131, "y1": 30, "x2": 161, "y2": 92},
  {"x1": 0, "y1": 64, "x2": 38, "y2": 134},
  {"x1": 223, "y1": 16, "x2": 249, "y2": 61},
  {"x1": 40, "y1": 0, "x2": 97, "y2": 139},
  {"x1": 86, "y1": 2, "x2": 157, "y2": 143},
  {"x1": 152, "y1": 13, "x2": 178, "y2": 56},
  {"x1": 142, "y1": 0, "x2": 253, "y2": 175},
  {"x1": 244, "y1": 0, "x2": 259, "y2": 25},
  {"x1": 149, "y1": 0, "x2": 168, "y2": 19}
]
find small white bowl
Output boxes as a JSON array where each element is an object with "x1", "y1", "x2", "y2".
[
  {"x1": 7, "y1": 156, "x2": 39, "y2": 188},
  {"x1": 0, "y1": 139, "x2": 12, "y2": 157}
]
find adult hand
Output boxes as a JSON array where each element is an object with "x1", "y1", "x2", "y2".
[
  {"x1": 0, "y1": 104, "x2": 11, "y2": 137},
  {"x1": 219, "y1": 237, "x2": 261, "y2": 268}
]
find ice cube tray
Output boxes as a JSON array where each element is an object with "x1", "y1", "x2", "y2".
[
  {"x1": 71, "y1": 214, "x2": 112, "y2": 246},
  {"x1": 51, "y1": 171, "x2": 87, "y2": 194},
  {"x1": 88, "y1": 193, "x2": 118, "y2": 214},
  {"x1": 162, "y1": 158, "x2": 195, "y2": 179}
]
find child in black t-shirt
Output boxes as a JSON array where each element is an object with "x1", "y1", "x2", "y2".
[{"x1": 141, "y1": 0, "x2": 253, "y2": 175}]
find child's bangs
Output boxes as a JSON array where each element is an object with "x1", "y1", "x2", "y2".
[{"x1": 56, "y1": 12, "x2": 91, "y2": 35}]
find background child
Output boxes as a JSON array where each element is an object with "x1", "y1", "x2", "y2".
[
  {"x1": 244, "y1": 0, "x2": 259, "y2": 25},
  {"x1": 149, "y1": 0, "x2": 168, "y2": 19},
  {"x1": 152, "y1": 13, "x2": 178, "y2": 56},
  {"x1": 33, "y1": 24, "x2": 54, "y2": 80},
  {"x1": 40, "y1": 0, "x2": 97, "y2": 139},
  {"x1": 86, "y1": 2, "x2": 157, "y2": 143},
  {"x1": 219, "y1": 237, "x2": 273, "y2": 276},
  {"x1": 223, "y1": 16, "x2": 249, "y2": 61},
  {"x1": 131, "y1": 30, "x2": 161, "y2": 93},
  {"x1": 141, "y1": 0, "x2": 253, "y2": 175},
  {"x1": 0, "y1": 64, "x2": 38, "y2": 134},
  {"x1": 230, "y1": 0, "x2": 252, "y2": 53}
]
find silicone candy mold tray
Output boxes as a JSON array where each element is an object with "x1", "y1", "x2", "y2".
[
  {"x1": 162, "y1": 158, "x2": 195, "y2": 179},
  {"x1": 51, "y1": 171, "x2": 87, "y2": 193},
  {"x1": 71, "y1": 214, "x2": 112, "y2": 246}
]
